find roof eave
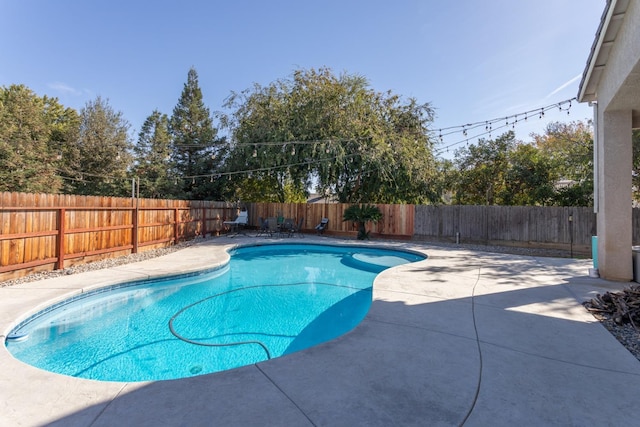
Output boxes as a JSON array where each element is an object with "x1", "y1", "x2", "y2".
[{"x1": 578, "y1": 0, "x2": 616, "y2": 103}]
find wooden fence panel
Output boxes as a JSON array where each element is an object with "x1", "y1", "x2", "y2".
[
  {"x1": 414, "y1": 204, "x2": 597, "y2": 253},
  {"x1": 0, "y1": 192, "x2": 245, "y2": 279},
  {"x1": 246, "y1": 203, "x2": 414, "y2": 238}
]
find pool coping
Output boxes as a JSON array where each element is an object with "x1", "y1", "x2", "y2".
[{"x1": 2, "y1": 236, "x2": 640, "y2": 426}]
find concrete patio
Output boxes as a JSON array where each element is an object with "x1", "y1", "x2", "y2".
[{"x1": 1, "y1": 237, "x2": 639, "y2": 426}]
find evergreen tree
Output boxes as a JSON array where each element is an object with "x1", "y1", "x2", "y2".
[
  {"x1": 64, "y1": 96, "x2": 133, "y2": 196},
  {"x1": 0, "y1": 85, "x2": 74, "y2": 193},
  {"x1": 170, "y1": 68, "x2": 225, "y2": 200},
  {"x1": 133, "y1": 110, "x2": 173, "y2": 198}
]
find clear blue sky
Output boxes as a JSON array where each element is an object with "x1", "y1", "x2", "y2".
[{"x1": 0, "y1": 0, "x2": 605, "y2": 157}]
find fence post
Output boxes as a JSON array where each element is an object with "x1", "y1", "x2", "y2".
[
  {"x1": 132, "y1": 206, "x2": 138, "y2": 254},
  {"x1": 174, "y1": 208, "x2": 179, "y2": 244},
  {"x1": 56, "y1": 208, "x2": 65, "y2": 270},
  {"x1": 202, "y1": 206, "x2": 207, "y2": 237}
]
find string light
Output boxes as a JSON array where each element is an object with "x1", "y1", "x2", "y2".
[
  {"x1": 52, "y1": 98, "x2": 578, "y2": 185},
  {"x1": 433, "y1": 97, "x2": 576, "y2": 155}
]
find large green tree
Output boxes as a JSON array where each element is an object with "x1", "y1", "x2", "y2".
[
  {"x1": 502, "y1": 143, "x2": 555, "y2": 205},
  {"x1": 0, "y1": 85, "x2": 76, "y2": 193},
  {"x1": 222, "y1": 67, "x2": 436, "y2": 203},
  {"x1": 532, "y1": 121, "x2": 593, "y2": 206},
  {"x1": 132, "y1": 110, "x2": 173, "y2": 198},
  {"x1": 453, "y1": 132, "x2": 514, "y2": 204},
  {"x1": 170, "y1": 67, "x2": 226, "y2": 200},
  {"x1": 63, "y1": 96, "x2": 133, "y2": 196}
]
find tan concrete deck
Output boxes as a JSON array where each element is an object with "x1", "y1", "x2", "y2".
[{"x1": 1, "y1": 236, "x2": 639, "y2": 426}]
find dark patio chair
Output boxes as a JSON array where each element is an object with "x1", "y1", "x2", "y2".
[
  {"x1": 265, "y1": 217, "x2": 279, "y2": 237},
  {"x1": 288, "y1": 217, "x2": 304, "y2": 238},
  {"x1": 255, "y1": 217, "x2": 268, "y2": 237},
  {"x1": 315, "y1": 218, "x2": 329, "y2": 234}
]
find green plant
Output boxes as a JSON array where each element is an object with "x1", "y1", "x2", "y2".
[{"x1": 342, "y1": 204, "x2": 383, "y2": 240}]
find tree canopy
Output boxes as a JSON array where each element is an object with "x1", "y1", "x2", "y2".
[
  {"x1": 222, "y1": 67, "x2": 437, "y2": 203},
  {"x1": 132, "y1": 110, "x2": 173, "y2": 198},
  {"x1": 169, "y1": 67, "x2": 226, "y2": 200},
  {"x1": 0, "y1": 85, "x2": 76, "y2": 193},
  {"x1": 0, "y1": 71, "x2": 609, "y2": 208},
  {"x1": 62, "y1": 96, "x2": 133, "y2": 196},
  {"x1": 448, "y1": 122, "x2": 594, "y2": 206}
]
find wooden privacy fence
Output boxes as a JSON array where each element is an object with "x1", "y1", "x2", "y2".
[
  {"x1": 11, "y1": 190, "x2": 640, "y2": 282},
  {"x1": 249, "y1": 203, "x2": 601, "y2": 254},
  {"x1": 0, "y1": 192, "x2": 235, "y2": 280},
  {"x1": 414, "y1": 205, "x2": 598, "y2": 254},
  {"x1": 245, "y1": 202, "x2": 414, "y2": 239}
]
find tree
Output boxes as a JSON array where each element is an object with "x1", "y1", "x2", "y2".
[
  {"x1": 453, "y1": 132, "x2": 514, "y2": 204},
  {"x1": 132, "y1": 110, "x2": 173, "y2": 198},
  {"x1": 501, "y1": 143, "x2": 555, "y2": 205},
  {"x1": 0, "y1": 85, "x2": 76, "y2": 193},
  {"x1": 532, "y1": 121, "x2": 594, "y2": 206},
  {"x1": 432, "y1": 158, "x2": 458, "y2": 204},
  {"x1": 222, "y1": 67, "x2": 436, "y2": 203},
  {"x1": 342, "y1": 204, "x2": 383, "y2": 240},
  {"x1": 63, "y1": 96, "x2": 133, "y2": 196},
  {"x1": 170, "y1": 67, "x2": 226, "y2": 200}
]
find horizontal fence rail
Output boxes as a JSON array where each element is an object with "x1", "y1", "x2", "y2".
[
  {"x1": 0, "y1": 192, "x2": 235, "y2": 280},
  {"x1": 6, "y1": 191, "x2": 638, "y2": 282},
  {"x1": 414, "y1": 205, "x2": 598, "y2": 254}
]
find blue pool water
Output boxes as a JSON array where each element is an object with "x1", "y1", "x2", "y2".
[{"x1": 5, "y1": 244, "x2": 424, "y2": 382}]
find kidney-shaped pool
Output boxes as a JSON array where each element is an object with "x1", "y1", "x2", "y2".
[{"x1": 5, "y1": 243, "x2": 425, "y2": 382}]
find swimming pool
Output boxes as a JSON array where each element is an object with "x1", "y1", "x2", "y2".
[{"x1": 5, "y1": 243, "x2": 425, "y2": 382}]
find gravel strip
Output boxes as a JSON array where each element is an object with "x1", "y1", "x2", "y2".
[
  {"x1": 599, "y1": 317, "x2": 640, "y2": 361},
  {"x1": 0, "y1": 237, "x2": 204, "y2": 288},
  {"x1": 1, "y1": 237, "x2": 637, "y2": 362}
]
